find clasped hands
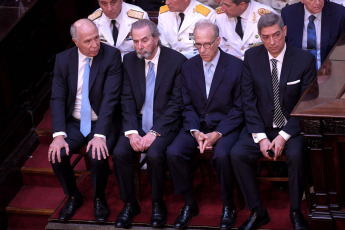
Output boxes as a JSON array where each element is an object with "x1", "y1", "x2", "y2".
[
  {"x1": 193, "y1": 131, "x2": 221, "y2": 154},
  {"x1": 48, "y1": 136, "x2": 109, "y2": 163},
  {"x1": 259, "y1": 135, "x2": 286, "y2": 161},
  {"x1": 128, "y1": 133, "x2": 156, "y2": 152}
]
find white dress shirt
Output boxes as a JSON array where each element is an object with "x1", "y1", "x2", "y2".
[{"x1": 252, "y1": 44, "x2": 291, "y2": 143}]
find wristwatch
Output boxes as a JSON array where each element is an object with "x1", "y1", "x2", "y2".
[{"x1": 149, "y1": 130, "x2": 161, "y2": 137}]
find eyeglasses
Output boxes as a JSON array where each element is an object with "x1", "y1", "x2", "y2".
[{"x1": 194, "y1": 38, "x2": 217, "y2": 49}]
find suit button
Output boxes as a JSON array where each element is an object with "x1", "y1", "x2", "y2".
[
  {"x1": 179, "y1": 49, "x2": 182, "y2": 52},
  {"x1": 206, "y1": 113, "x2": 209, "y2": 116},
  {"x1": 178, "y1": 38, "x2": 181, "y2": 41},
  {"x1": 241, "y1": 46, "x2": 244, "y2": 50}
]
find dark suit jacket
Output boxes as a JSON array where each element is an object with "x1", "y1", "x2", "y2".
[
  {"x1": 121, "y1": 46, "x2": 187, "y2": 137},
  {"x1": 281, "y1": 1, "x2": 345, "y2": 64},
  {"x1": 181, "y1": 49, "x2": 243, "y2": 136},
  {"x1": 242, "y1": 44, "x2": 316, "y2": 137},
  {"x1": 50, "y1": 43, "x2": 123, "y2": 136}
]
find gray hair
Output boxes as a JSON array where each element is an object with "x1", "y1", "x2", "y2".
[
  {"x1": 131, "y1": 19, "x2": 161, "y2": 45},
  {"x1": 231, "y1": 0, "x2": 250, "y2": 6},
  {"x1": 194, "y1": 19, "x2": 219, "y2": 40},
  {"x1": 70, "y1": 18, "x2": 97, "y2": 41},
  {"x1": 257, "y1": 13, "x2": 284, "y2": 34}
]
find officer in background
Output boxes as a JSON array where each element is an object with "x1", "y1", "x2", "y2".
[
  {"x1": 89, "y1": 0, "x2": 149, "y2": 57},
  {"x1": 158, "y1": 0, "x2": 216, "y2": 59},
  {"x1": 216, "y1": 0, "x2": 276, "y2": 59}
]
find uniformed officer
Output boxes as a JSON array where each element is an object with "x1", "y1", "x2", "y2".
[
  {"x1": 216, "y1": 0, "x2": 276, "y2": 59},
  {"x1": 89, "y1": 0, "x2": 149, "y2": 57},
  {"x1": 158, "y1": 0, "x2": 216, "y2": 59}
]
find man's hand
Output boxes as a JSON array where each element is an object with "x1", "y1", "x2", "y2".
[
  {"x1": 269, "y1": 135, "x2": 286, "y2": 161},
  {"x1": 193, "y1": 131, "x2": 207, "y2": 153},
  {"x1": 128, "y1": 133, "x2": 143, "y2": 152},
  {"x1": 48, "y1": 135, "x2": 69, "y2": 163},
  {"x1": 141, "y1": 133, "x2": 156, "y2": 151},
  {"x1": 259, "y1": 138, "x2": 272, "y2": 159},
  {"x1": 87, "y1": 136, "x2": 109, "y2": 160},
  {"x1": 201, "y1": 131, "x2": 221, "y2": 153}
]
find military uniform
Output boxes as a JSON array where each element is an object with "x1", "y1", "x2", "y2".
[
  {"x1": 89, "y1": 2, "x2": 149, "y2": 57},
  {"x1": 216, "y1": 1, "x2": 276, "y2": 59},
  {"x1": 158, "y1": 0, "x2": 216, "y2": 59}
]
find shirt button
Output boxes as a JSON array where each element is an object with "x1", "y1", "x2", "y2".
[
  {"x1": 178, "y1": 38, "x2": 181, "y2": 42},
  {"x1": 241, "y1": 47, "x2": 244, "y2": 50},
  {"x1": 179, "y1": 49, "x2": 182, "y2": 52}
]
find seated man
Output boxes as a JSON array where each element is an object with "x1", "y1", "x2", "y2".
[
  {"x1": 89, "y1": 0, "x2": 149, "y2": 57},
  {"x1": 167, "y1": 20, "x2": 243, "y2": 229},
  {"x1": 158, "y1": 0, "x2": 216, "y2": 59},
  {"x1": 48, "y1": 19, "x2": 122, "y2": 222},
  {"x1": 216, "y1": 0, "x2": 276, "y2": 59},
  {"x1": 231, "y1": 13, "x2": 316, "y2": 230},
  {"x1": 112, "y1": 19, "x2": 187, "y2": 228},
  {"x1": 281, "y1": 0, "x2": 345, "y2": 69}
]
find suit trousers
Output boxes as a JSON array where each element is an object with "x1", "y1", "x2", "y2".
[
  {"x1": 112, "y1": 130, "x2": 177, "y2": 203},
  {"x1": 51, "y1": 118, "x2": 115, "y2": 200},
  {"x1": 166, "y1": 127, "x2": 241, "y2": 204},
  {"x1": 231, "y1": 126, "x2": 306, "y2": 211}
]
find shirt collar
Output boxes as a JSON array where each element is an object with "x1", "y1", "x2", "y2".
[
  {"x1": 145, "y1": 46, "x2": 161, "y2": 67},
  {"x1": 240, "y1": 2, "x2": 251, "y2": 20},
  {"x1": 268, "y1": 43, "x2": 286, "y2": 63},
  {"x1": 203, "y1": 49, "x2": 221, "y2": 69},
  {"x1": 78, "y1": 49, "x2": 93, "y2": 64},
  {"x1": 304, "y1": 6, "x2": 322, "y2": 21}
]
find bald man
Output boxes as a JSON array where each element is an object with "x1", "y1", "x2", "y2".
[{"x1": 49, "y1": 19, "x2": 122, "y2": 222}]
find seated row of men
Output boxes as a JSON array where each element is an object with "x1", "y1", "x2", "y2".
[
  {"x1": 48, "y1": 12, "x2": 316, "y2": 230},
  {"x1": 90, "y1": 0, "x2": 345, "y2": 68}
]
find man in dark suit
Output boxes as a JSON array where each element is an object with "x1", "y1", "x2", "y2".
[
  {"x1": 166, "y1": 20, "x2": 243, "y2": 229},
  {"x1": 231, "y1": 13, "x2": 316, "y2": 230},
  {"x1": 112, "y1": 19, "x2": 187, "y2": 228},
  {"x1": 48, "y1": 19, "x2": 122, "y2": 222},
  {"x1": 281, "y1": 0, "x2": 345, "y2": 69}
]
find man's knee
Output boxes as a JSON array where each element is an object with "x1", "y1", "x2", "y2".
[
  {"x1": 146, "y1": 148, "x2": 165, "y2": 166},
  {"x1": 50, "y1": 148, "x2": 70, "y2": 165}
]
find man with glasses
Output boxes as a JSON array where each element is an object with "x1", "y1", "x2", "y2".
[
  {"x1": 281, "y1": 0, "x2": 345, "y2": 69},
  {"x1": 231, "y1": 13, "x2": 316, "y2": 230},
  {"x1": 166, "y1": 20, "x2": 243, "y2": 229},
  {"x1": 215, "y1": 0, "x2": 276, "y2": 59}
]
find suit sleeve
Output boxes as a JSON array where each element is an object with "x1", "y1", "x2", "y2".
[
  {"x1": 94, "y1": 49, "x2": 123, "y2": 136},
  {"x1": 151, "y1": 56, "x2": 187, "y2": 136},
  {"x1": 50, "y1": 54, "x2": 67, "y2": 133},
  {"x1": 282, "y1": 55, "x2": 316, "y2": 137},
  {"x1": 241, "y1": 54, "x2": 266, "y2": 133},
  {"x1": 181, "y1": 66, "x2": 202, "y2": 131},
  {"x1": 215, "y1": 68, "x2": 244, "y2": 136}
]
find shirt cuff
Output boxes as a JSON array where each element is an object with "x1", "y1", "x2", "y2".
[
  {"x1": 252, "y1": 133, "x2": 267, "y2": 143},
  {"x1": 190, "y1": 129, "x2": 199, "y2": 137},
  {"x1": 94, "y1": 134, "x2": 106, "y2": 140},
  {"x1": 279, "y1": 130, "x2": 291, "y2": 141},
  {"x1": 125, "y1": 130, "x2": 139, "y2": 137},
  {"x1": 53, "y1": 132, "x2": 67, "y2": 138},
  {"x1": 215, "y1": 131, "x2": 223, "y2": 137}
]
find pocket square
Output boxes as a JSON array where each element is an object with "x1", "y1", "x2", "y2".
[{"x1": 287, "y1": 79, "x2": 300, "y2": 85}]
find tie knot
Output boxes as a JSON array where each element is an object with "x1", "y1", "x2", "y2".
[
  {"x1": 111, "y1": 19, "x2": 116, "y2": 25},
  {"x1": 86, "y1": 57, "x2": 90, "y2": 65},
  {"x1": 309, "y1": 15, "x2": 316, "y2": 23},
  {"x1": 148, "y1": 61, "x2": 154, "y2": 69},
  {"x1": 271, "y1": 58, "x2": 277, "y2": 66},
  {"x1": 237, "y1": 16, "x2": 241, "y2": 21},
  {"x1": 179, "y1": 13, "x2": 184, "y2": 19}
]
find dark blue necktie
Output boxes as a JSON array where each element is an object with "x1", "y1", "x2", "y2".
[
  {"x1": 307, "y1": 15, "x2": 317, "y2": 68},
  {"x1": 80, "y1": 58, "x2": 91, "y2": 137}
]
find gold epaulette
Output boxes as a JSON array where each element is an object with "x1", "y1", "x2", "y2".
[
  {"x1": 215, "y1": 6, "x2": 224, "y2": 14},
  {"x1": 127, "y1": 9, "x2": 144, "y2": 19},
  {"x1": 159, "y1": 5, "x2": 169, "y2": 14},
  {"x1": 88, "y1": 9, "x2": 102, "y2": 21},
  {"x1": 258, "y1": 8, "x2": 272, "y2": 16},
  {"x1": 196, "y1": 4, "x2": 211, "y2": 17}
]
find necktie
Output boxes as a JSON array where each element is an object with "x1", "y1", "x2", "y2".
[
  {"x1": 205, "y1": 63, "x2": 213, "y2": 98},
  {"x1": 142, "y1": 61, "x2": 156, "y2": 133},
  {"x1": 307, "y1": 15, "x2": 317, "y2": 68},
  {"x1": 178, "y1": 13, "x2": 185, "y2": 31},
  {"x1": 80, "y1": 58, "x2": 91, "y2": 137},
  {"x1": 271, "y1": 59, "x2": 285, "y2": 128},
  {"x1": 235, "y1": 16, "x2": 243, "y2": 40},
  {"x1": 111, "y1": 20, "x2": 118, "y2": 46}
]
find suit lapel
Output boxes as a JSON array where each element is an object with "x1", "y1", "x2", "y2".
[
  {"x1": 137, "y1": 58, "x2": 146, "y2": 105},
  {"x1": 89, "y1": 45, "x2": 103, "y2": 90},
  {"x1": 154, "y1": 47, "x2": 167, "y2": 98},
  {"x1": 207, "y1": 50, "x2": 226, "y2": 106},
  {"x1": 195, "y1": 56, "x2": 207, "y2": 102},
  {"x1": 68, "y1": 47, "x2": 79, "y2": 99},
  {"x1": 260, "y1": 46, "x2": 274, "y2": 100},
  {"x1": 279, "y1": 45, "x2": 293, "y2": 104},
  {"x1": 321, "y1": 2, "x2": 331, "y2": 63}
]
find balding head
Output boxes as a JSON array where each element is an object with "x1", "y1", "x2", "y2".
[{"x1": 71, "y1": 19, "x2": 100, "y2": 57}]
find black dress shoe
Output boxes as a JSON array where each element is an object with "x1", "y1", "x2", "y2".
[
  {"x1": 238, "y1": 209, "x2": 270, "y2": 230},
  {"x1": 173, "y1": 203, "x2": 199, "y2": 229},
  {"x1": 290, "y1": 211, "x2": 308, "y2": 230},
  {"x1": 151, "y1": 202, "x2": 167, "y2": 228},
  {"x1": 94, "y1": 198, "x2": 110, "y2": 222},
  {"x1": 114, "y1": 200, "x2": 140, "y2": 228},
  {"x1": 58, "y1": 195, "x2": 83, "y2": 221},
  {"x1": 219, "y1": 206, "x2": 237, "y2": 229}
]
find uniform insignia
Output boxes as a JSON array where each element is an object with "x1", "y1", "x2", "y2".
[
  {"x1": 253, "y1": 12, "x2": 257, "y2": 22},
  {"x1": 189, "y1": 33, "x2": 194, "y2": 40},
  {"x1": 127, "y1": 9, "x2": 144, "y2": 19},
  {"x1": 222, "y1": 37, "x2": 228, "y2": 42},
  {"x1": 255, "y1": 34, "x2": 259, "y2": 39},
  {"x1": 125, "y1": 32, "x2": 132, "y2": 41},
  {"x1": 196, "y1": 4, "x2": 211, "y2": 16},
  {"x1": 159, "y1": 5, "x2": 169, "y2": 14},
  {"x1": 88, "y1": 9, "x2": 102, "y2": 21},
  {"x1": 258, "y1": 8, "x2": 272, "y2": 16},
  {"x1": 215, "y1": 6, "x2": 224, "y2": 14},
  {"x1": 249, "y1": 42, "x2": 263, "y2": 48}
]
